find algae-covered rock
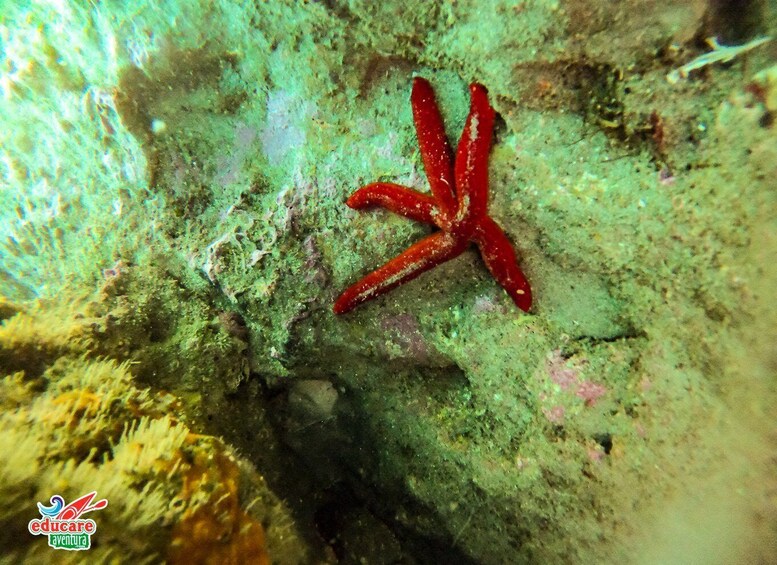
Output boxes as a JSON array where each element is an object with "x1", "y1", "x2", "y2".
[{"x1": 1, "y1": 0, "x2": 776, "y2": 563}]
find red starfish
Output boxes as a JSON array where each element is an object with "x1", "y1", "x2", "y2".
[{"x1": 333, "y1": 77, "x2": 531, "y2": 315}]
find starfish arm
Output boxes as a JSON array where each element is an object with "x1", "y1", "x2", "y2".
[
  {"x1": 454, "y1": 83, "x2": 495, "y2": 224},
  {"x1": 472, "y1": 216, "x2": 532, "y2": 312},
  {"x1": 411, "y1": 77, "x2": 457, "y2": 216},
  {"x1": 333, "y1": 231, "x2": 466, "y2": 314},
  {"x1": 346, "y1": 182, "x2": 440, "y2": 225}
]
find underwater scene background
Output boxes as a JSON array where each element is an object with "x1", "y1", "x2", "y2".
[{"x1": 1, "y1": 1, "x2": 776, "y2": 563}]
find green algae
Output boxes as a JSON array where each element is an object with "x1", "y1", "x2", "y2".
[{"x1": 1, "y1": 0, "x2": 776, "y2": 563}]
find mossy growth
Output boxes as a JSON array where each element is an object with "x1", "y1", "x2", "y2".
[{"x1": 84, "y1": 258, "x2": 254, "y2": 417}]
